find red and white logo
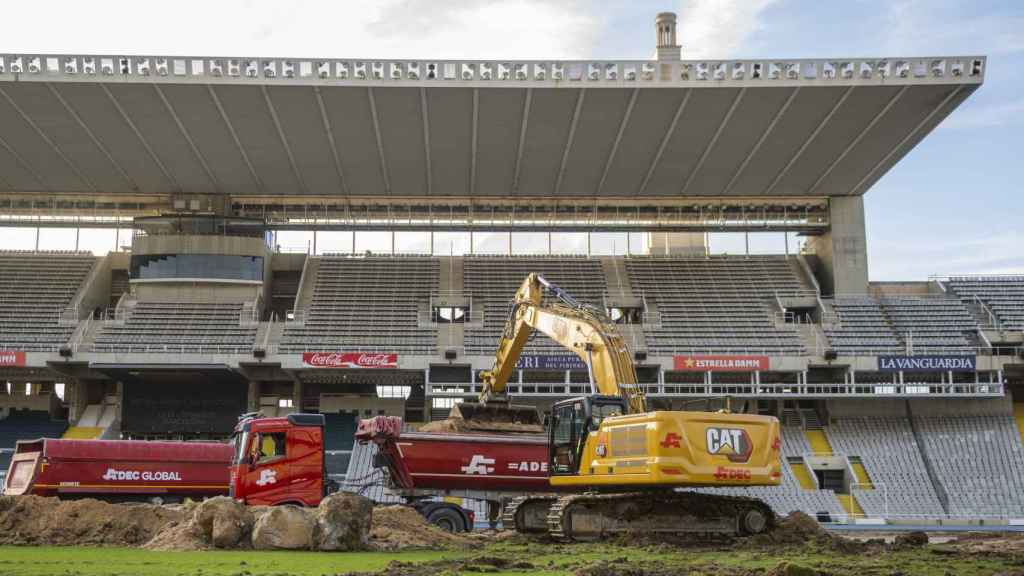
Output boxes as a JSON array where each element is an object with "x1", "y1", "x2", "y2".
[
  {"x1": 461, "y1": 454, "x2": 495, "y2": 475},
  {"x1": 302, "y1": 352, "x2": 398, "y2": 369},
  {"x1": 0, "y1": 351, "x2": 25, "y2": 367}
]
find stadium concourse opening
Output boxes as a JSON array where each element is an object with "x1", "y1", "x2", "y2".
[{"x1": 0, "y1": 12, "x2": 1022, "y2": 526}]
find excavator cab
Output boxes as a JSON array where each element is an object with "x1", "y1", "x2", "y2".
[{"x1": 549, "y1": 395, "x2": 627, "y2": 476}]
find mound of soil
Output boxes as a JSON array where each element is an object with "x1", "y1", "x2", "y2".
[
  {"x1": 370, "y1": 505, "x2": 474, "y2": 550},
  {"x1": 0, "y1": 495, "x2": 182, "y2": 546},
  {"x1": 417, "y1": 417, "x2": 543, "y2": 434}
]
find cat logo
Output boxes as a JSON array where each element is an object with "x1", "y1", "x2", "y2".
[
  {"x1": 705, "y1": 428, "x2": 753, "y2": 463},
  {"x1": 255, "y1": 468, "x2": 277, "y2": 487}
]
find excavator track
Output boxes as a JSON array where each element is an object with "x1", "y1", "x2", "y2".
[
  {"x1": 503, "y1": 495, "x2": 558, "y2": 533},
  {"x1": 544, "y1": 491, "x2": 775, "y2": 542}
]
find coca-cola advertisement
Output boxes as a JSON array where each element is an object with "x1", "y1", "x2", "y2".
[{"x1": 302, "y1": 352, "x2": 398, "y2": 369}]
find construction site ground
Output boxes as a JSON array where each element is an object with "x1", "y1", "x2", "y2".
[
  {"x1": 3, "y1": 534, "x2": 1024, "y2": 576},
  {"x1": 3, "y1": 497, "x2": 1024, "y2": 574}
]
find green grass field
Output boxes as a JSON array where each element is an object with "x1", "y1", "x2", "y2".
[{"x1": 0, "y1": 540, "x2": 1017, "y2": 576}]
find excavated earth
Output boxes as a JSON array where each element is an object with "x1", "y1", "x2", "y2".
[{"x1": 0, "y1": 494, "x2": 475, "y2": 551}]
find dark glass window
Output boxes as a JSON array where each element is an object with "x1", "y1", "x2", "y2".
[{"x1": 130, "y1": 254, "x2": 264, "y2": 281}]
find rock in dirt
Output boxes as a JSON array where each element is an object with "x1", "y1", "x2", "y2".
[
  {"x1": 0, "y1": 495, "x2": 181, "y2": 546},
  {"x1": 252, "y1": 505, "x2": 315, "y2": 550},
  {"x1": 315, "y1": 492, "x2": 373, "y2": 551},
  {"x1": 143, "y1": 519, "x2": 207, "y2": 551},
  {"x1": 371, "y1": 505, "x2": 473, "y2": 550},
  {"x1": 193, "y1": 496, "x2": 253, "y2": 548},
  {"x1": 894, "y1": 531, "x2": 929, "y2": 549}
]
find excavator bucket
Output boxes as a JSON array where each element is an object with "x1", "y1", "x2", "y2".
[{"x1": 449, "y1": 402, "x2": 544, "y2": 433}]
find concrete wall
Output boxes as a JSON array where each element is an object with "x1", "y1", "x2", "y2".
[
  {"x1": 319, "y1": 394, "x2": 405, "y2": 417},
  {"x1": 132, "y1": 234, "x2": 268, "y2": 257},
  {"x1": 647, "y1": 232, "x2": 707, "y2": 256},
  {"x1": 71, "y1": 253, "x2": 112, "y2": 318},
  {"x1": 869, "y1": 281, "x2": 933, "y2": 297},
  {"x1": 134, "y1": 281, "x2": 262, "y2": 303},
  {"x1": 807, "y1": 196, "x2": 868, "y2": 295}
]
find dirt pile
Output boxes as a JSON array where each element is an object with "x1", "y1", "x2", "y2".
[
  {"x1": 370, "y1": 505, "x2": 475, "y2": 550},
  {"x1": 0, "y1": 495, "x2": 182, "y2": 546},
  {"x1": 945, "y1": 532, "x2": 1024, "y2": 557},
  {"x1": 418, "y1": 418, "x2": 543, "y2": 434}
]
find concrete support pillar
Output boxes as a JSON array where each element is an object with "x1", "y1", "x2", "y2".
[
  {"x1": 292, "y1": 379, "x2": 303, "y2": 412},
  {"x1": 806, "y1": 196, "x2": 869, "y2": 295},
  {"x1": 248, "y1": 380, "x2": 259, "y2": 413}
]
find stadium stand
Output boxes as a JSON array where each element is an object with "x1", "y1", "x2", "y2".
[
  {"x1": 826, "y1": 416, "x2": 946, "y2": 518},
  {"x1": 462, "y1": 256, "x2": 608, "y2": 355},
  {"x1": 945, "y1": 276, "x2": 1024, "y2": 332},
  {"x1": 909, "y1": 397, "x2": 1024, "y2": 518},
  {"x1": 92, "y1": 301, "x2": 257, "y2": 353},
  {"x1": 625, "y1": 256, "x2": 807, "y2": 355},
  {"x1": 881, "y1": 297, "x2": 978, "y2": 352},
  {"x1": 279, "y1": 256, "x2": 439, "y2": 354},
  {"x1": 0, "y1": 251, "x2": 96, "y2": 351},
  {"x1": 823, "y1": 298, "x2": 901, "y2": 355},
  {"x1": 0, "y1": 409, "x2": 67, "y2": 448}
]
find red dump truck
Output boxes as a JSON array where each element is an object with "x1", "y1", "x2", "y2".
[
  {"x1": 3, "y1": 437, "x2": 232, "y2": 503},
  {"x1": 229, "y1": 413, "x2": 549, "y2": 531}
]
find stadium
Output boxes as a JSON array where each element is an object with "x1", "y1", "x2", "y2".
[{"x1": 0, "y1": 8, "x2": 1020, "y2": 539}]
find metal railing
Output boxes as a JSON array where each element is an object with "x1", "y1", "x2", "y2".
[{"x1": 1, "y1": 54, "x2": 985, "y2": 87}]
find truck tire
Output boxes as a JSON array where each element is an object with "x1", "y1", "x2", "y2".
[{"x1": 425, "y1": 506, "x2": 466, "y2": 532}]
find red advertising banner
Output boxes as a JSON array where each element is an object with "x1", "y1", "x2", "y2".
[
  {"x1": 302, "y1": 352, "x2": 398, "y2": 369},
  {"x1": 0, "y1": 351, "x2": 26, "y2": 367},
  {"x1": 673, "y1": 355, "x2": 769, "y2": 372}
]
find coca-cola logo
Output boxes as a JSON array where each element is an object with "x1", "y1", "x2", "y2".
[{"x1": 302, "y1": 352, "x2": 398, "y2": 369}]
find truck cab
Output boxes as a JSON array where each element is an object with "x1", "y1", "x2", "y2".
[{"x1": 230, "y1": 413, "x2": 326, "y2": 507}]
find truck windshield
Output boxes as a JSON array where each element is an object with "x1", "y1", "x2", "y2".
[{"x1": 231, "y1": 430, "x2": 250, "y2": 464}]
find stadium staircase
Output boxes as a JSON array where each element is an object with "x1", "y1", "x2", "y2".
[
  {"x1": 1014, "y1": 403, "x2": 1024, "y2": 446},
  {"x1": 804, "y1": 430, "x2": 833, "y2": 455},
  {"x1": 788, "y1": 458, "x2": 817, "y2": 490},
  {"x1": 62, "y1": 426, "x2": 103, "y2": 439}
]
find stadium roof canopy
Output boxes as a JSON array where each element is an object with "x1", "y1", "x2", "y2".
[{"x1": 0, "y1": 54, "x2": 984, "y2": 230}]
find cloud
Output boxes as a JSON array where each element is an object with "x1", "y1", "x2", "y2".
[
  {"x1": 884, "y1": 1, "x2": 1024, "y2": 56},
  {"x1": 870, "y1": 230, "x2": 1024, "y2": 280},
  {"x1": 0, "y1": 0, "x2": 604, "y2": 59},
  {"x1": 677, "y1": 0, "x2": 780, "y2": 59},
  {"x1": 940, "y1": 99, "x2": 1024, "y2": 131}
]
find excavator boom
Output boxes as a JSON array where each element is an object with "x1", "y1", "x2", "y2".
[{"x1": 451, "y1": 274, "x2": 645, "y2": 432}]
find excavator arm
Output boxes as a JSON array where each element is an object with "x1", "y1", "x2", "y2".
[{"x1": 453, "y1": 274, "x2": 646, "y2": 430}]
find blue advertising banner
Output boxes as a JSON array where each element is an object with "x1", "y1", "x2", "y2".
[
  {"x1": 877, "y1": 355, "x2": 976, "y2": 372},
  {"x1": 515, "y1": 355, "x2": 587, "y2": 370}
]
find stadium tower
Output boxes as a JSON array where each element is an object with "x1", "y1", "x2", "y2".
[{"x1": 1, "y1": 13, "x2": 1022, "y2": 523}]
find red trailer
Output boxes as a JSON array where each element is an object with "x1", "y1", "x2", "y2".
[
  {"x1": 355, "y1": 415, "x2": 551, "y2": 493},
  {"x1": 3, "y1": 437, "x2": 232, "y2": 503}
]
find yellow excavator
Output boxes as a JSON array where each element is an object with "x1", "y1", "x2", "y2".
[{"x1": 452, "y1": 273, "x2": 782, "y2": 540}]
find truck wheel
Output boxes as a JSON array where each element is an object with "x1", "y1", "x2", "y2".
[{"x1": 426, "y1": 507, "x2": 465, "y2": 532}]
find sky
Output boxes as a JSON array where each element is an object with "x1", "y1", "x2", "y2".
[{"x1": 1, "y1": 0, "x2": 1021, "y2": 280}]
